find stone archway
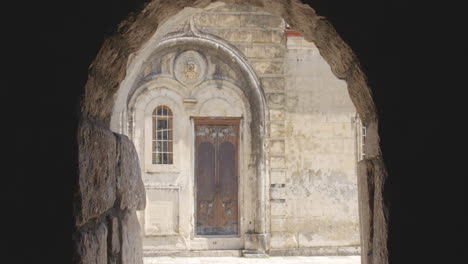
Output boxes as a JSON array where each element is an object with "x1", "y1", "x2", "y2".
[{"x1": 74, "y1": 1, "x2": 388, "y2": 264}]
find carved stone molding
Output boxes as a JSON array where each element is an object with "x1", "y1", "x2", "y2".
[{"x1": 174, "y1": 50, "x2": 207, "y2": 87}]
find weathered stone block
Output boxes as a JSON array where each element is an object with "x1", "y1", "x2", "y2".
[
  {"x1": 285, "y1": 60, "x2": 297, "y2": 76},
  {"x1": 237, "y1": 44, "x2": 266, "y2": 58},
  {"x1": 271, "y1": 217, "x2": 287, "y2": 232},
  {"x1": 240, "y1": 14, "x2": 284, "y2": 28},
  {"x1": 75, "y1": 222, "x2": 108, "y2": 264},
  {"x1": 121, "y1": 211, "x2": 143, "y2": 264},
  {"x1": 270, "y1": 232, "x2": 298, "y2": 248},
  {"x1": 76, "y1": 121, "x2": 117, "y2": 226},
  {"x1": 271, "y1": 31, "x2": 284, "y2": 44},
  {"x1": 265, "y1": 47, "x2": 285, "y2": 59},
  {"x1": 261, "y1": 77, "x2": 285, "y2": 91},
  {"x1": 236, "y1": 44, "x2": 284, "y2": 59},
  {"x1": 270, "y1": 170, "x2": 286, "y2": 184},
  {"x1": 285, "y1": 92, "x2": 320, "y2": 112},
  {"x1": 294, "y1": 76, "x2": 323, "y2": 91},
  {"x1": 270, "y1": 156, "x2": 285, "y2": 169},
  {"x1": 295, "y1": 60, "x2": 331, "y2": 76},
  {"x1": 286, "y1": 37, "x2": 304, "y2": 46},
  {"x1": 343, "y1": 138, "x2": 355, "y2": 155},
  {"x1": 251, "y1": 30, "x2": 273, "y2": 43},
  {"x1": 326, "y1": 138, "x2": 345, "y2": 154},
  {"x1": 269, "y1": 140, "x2": 285, "y2": 154},
  {"x1": 252, "y1": 61, "x2": 284, "y2": 75},
  {"x1": 297, "y1": 232, "x2": 318, "y2": 248},
  {"x1": 287, "y1": 37, "x2": 317, "y2": 50},
  {"x1": 144, "y1": 188, "x2": 179, "y2": 235},
  {"x1": 115, "y1": 133, "x2": 146, "y2": 210},
  {"x1": 205, "y1": 29, "x2": 252, "y2": 42},
  {"x1": 269, "y1": 109, "x2": 285, "y2": 121},
  {"x1": 108, "y1": 216, "x2": 120, "y2": 255},
  {"x1": 285, "y1": 76, "x2": 296, "y2": 90},
  {"x1": 266, "y1": 93, "x2": 286, "y2": 107},
  {"x1": 331, "y1": 122, "x2": 352, "y2": 137},
  {"x1": 212, "y1": 4, "x2": 263, "y2": 12},
  {"x1": 244, "y1": 233, "x2": 269, "y2": 252},
  {"x1": 288, "y1": 48, "x2": 317, "y2": 61},
  {"x1": 270, "y1": 123, "x2": 286, "y2": 138},
  {"x1": 270, "y1": 186, "x2": 286, "y2": 199},
  {"x1": 196, "y1": 13, "x2": 240, "y2": 27}
]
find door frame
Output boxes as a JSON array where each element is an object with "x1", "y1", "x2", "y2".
[{"x1": 192, "y1": 117, "x2": 242, "y2": 238}]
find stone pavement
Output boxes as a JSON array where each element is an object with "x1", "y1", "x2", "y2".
[{"x1": 144, "y1": 256, "x2": 360, "y2": 264}]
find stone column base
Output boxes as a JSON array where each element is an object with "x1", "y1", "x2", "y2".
[{"x1": 243, "y1": 233, "x2": 269, "y2": 257}]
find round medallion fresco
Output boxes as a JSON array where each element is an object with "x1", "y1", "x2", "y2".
[{"x1": 174, "y1": 50, "x2": 207, "y2": 87}]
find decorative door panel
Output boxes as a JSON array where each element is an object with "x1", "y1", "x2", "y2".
[{"x1": 195, "y1": 119, "x2": 239, "y2": 236}]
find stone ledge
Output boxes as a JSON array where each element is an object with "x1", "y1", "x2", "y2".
[
  {"x1": 269, "y1": 246, "x2": 361, "y2": 256},
  {"x1": 203, "y1": 28, "x2": 284, "y2": 44},
  {"x1": 242, "y1": 250, "x2": 269, "y2": 258},
  {"x1": 143, "y1": 250, "x2": 242, "y2": 257}
]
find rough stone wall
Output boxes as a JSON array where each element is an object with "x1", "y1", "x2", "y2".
[
  {"x1": 76, "y1": 1, "x2": 388, "y2": 263},
  {"x1": 74, "y1": 120, "x2": 146, "y2": 264}
]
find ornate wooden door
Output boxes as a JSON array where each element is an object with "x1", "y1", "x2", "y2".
[{"x1": 195, "y1": 119, "x2": 239, "y2": 236}]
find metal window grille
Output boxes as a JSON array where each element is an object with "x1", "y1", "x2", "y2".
[{"x1": 152, "y1": 106, "x2": 173, "y2": 164}]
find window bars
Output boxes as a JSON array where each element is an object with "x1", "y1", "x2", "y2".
[{"x1": 152, "y1": 106, "x2": 173, "y2": 164}]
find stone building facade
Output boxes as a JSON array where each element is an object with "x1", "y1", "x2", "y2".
[{"x1": 109, "y1": 3, "x2": 361, "y2": 257}]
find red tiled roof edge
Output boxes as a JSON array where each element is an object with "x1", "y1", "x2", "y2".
[{"x1": 285, "y1": 29, "x2": 303, "y2": 37}]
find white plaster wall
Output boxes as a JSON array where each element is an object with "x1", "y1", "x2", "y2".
[{"x1": 269, "y1": 36, "x2": 360, "y2": 248}]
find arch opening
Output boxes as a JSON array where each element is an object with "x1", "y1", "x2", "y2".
[{"x1": 75, "y1": 2, "x2": 388, "y2": 264}]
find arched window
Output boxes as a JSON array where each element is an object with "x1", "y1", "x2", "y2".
[{"x1": 152, "y1": 106, "x2": 173, "y2": 164}]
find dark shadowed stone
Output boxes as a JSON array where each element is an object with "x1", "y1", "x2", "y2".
[
  {"x1": 76, "y1": 222, "x2": 108, "y2": 264},
  {"x1": 115, "y1": 133, "x2": 146, "y2": 210},
  {"x1": 76, "y1": 120, "x2": 117, "y2": 227},
  {"x1": 364, "y1": 120, "x2": 381, "y2": 158},
  {"x1": 370, "y1": 157, "x2": 389, "y2": 264},
  {"x1": 357, "y1": 160, "x2": 373, "y2": 264},
  {"x1": 121, "y1": 211, "x2": 143, "y2": 264},
  {"x1": 311, "y1": 19, "x2": 355, "y2": 80},
  {"x1": 108, "y1": 216, "x2": 120, "y2": 256},
  {"x1": 357, "y1": 156, "x2": 389, "y2": 264}
]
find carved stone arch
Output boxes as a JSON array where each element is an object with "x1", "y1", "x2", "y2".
[
  {"x1": 111, "y1": 23, "x2": 267, "y2": 135},
  {"x1": 191, "y1": 79, "x2": 249, "y2": 102},
  {"x1": 192, "y1": 79, "x2": 251, "y2": 118},
  {"x1": 128, "y1": 78, "x2": 187, "y2": 116}
]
